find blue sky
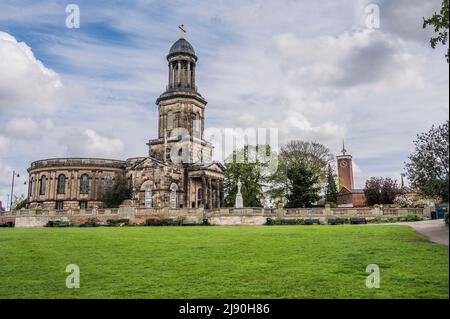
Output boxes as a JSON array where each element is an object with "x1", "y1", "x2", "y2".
[{"x1": 0, "y1": 0, "x2": 449, "y2": 207}]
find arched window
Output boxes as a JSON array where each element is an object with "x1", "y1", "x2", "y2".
[
  {"x1": 193, "y1": 113, "x2": 201, "y2": 138},
  {"x1": 57, "y1": 174, "x2": 66, "y2": 195},
  {"x1": 104, "y1": 175, "x2": 113, "y2": 189},
  {"x1": 145, "y1": 188, "x2": 152, "y2": 208},
  {"x1": 39, "y1": 176, "x2": 46, "y2": 195},
  {"x1": 28, "y1": 177, "x2": 34, "y2": 197},
  {"x1": 170, "y1": 184, "x2": 178, "y2": 209},
  {"x1": 80, "y1": 174, "x2": 89, "y2": 195},
  {"x1": 197, "y1": 188, "x2": 203, "y2": 201}
]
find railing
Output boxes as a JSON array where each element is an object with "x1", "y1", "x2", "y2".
[{"x1": 1, "y1": 206, "x2": 428, "y2": 219}]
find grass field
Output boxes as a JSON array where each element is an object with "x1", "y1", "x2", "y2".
[{"x1": 0, "y1": 225, "x2": 448, "y2": 299}]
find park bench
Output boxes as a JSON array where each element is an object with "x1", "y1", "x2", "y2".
[
  {"x1": 328, "y1": 218, "x2": 343, "y2": 225},
  {"x1": 281, "y1": 219, "x2": 298, "y2": 225},
  {"x1": 350, "y1": 217, "x2": 367, "y2": 224},
  {"x1": 304, "y1": 218, "x2": 320, "y2": 225}
]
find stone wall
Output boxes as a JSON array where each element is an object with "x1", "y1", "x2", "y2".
[{"x1": 0, "y1": 205, "x2": 430, "y2": 228}]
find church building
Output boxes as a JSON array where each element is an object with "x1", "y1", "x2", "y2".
[
  {"x1": 27, "y1": 31, "x2": 225, "y2": 210},
  {"x1": 336, "y1": 142, "x2": 366, "y2": 207}
]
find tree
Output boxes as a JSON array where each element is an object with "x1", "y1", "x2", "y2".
[
  {"x1": 224, "y1": 145, "x2": 274, "y2": 207},
  {"x1": 102, "y1": 173, "x2": 132, "y2": 208},
  {"x1": 325, "y1": 164, "x2": 338, "y2": 204},
  {"x1": 285, "y1": 162, "x2": 320, "y2": 208},
  {"x1": 381, "y1": 178, "x2": 402, "y2": 204},
  {"x1": 423, "y1": 0, "x2": 449, "y2": 62},
  {"x1": 280, "y1": 140, "x2": 334, "y2": 183},
  {"x1": 11, "y1": 195, "x2": 27, "y2": 211},
  {"x1": 267, "y1": 140, "x2": 334, "y2": 205},
  {"x1": 364, "y1": 177, "x2": 402, "y2": 206},
  {"x1": 405, "y1": 121, "x2": 449, "y2": 202}
]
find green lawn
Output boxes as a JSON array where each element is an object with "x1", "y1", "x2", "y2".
[{"x1": 0, "y1": 225, "x2": 448, "y2": 299}]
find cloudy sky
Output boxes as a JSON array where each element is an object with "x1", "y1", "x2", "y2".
[{"x1": 0, "y1": 0, "x2": 448, "y2": 207}]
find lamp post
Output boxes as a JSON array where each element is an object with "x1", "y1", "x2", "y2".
[{"x1": 10, "y1": 171, "x2": 20, "y2": 212}]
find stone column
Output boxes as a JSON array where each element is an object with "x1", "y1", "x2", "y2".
[
  {"x1": 219, "y1": 181, "x2": 224, "y2": 207},
  {"x1": 208, "y1": 178, "x2": 213, "y2": 209},
  {"x1": 215, "y1": 180, "x2": 220, "y2": 209},
  {"x1": 187, "y1": 62, "x2": 191, "y2": 88},
  {"x1": 201, "y1": 176, "x2": 207, "y2": 208},
  {"x1": 169, "y1": 62, "x2": 173, "y2": 88},
  {"x1": 191, "y1": 64, "x2": 195, "y2": 89},
  {"x1": 177, "y1": 61, "x2": 181, "y2": 86}
]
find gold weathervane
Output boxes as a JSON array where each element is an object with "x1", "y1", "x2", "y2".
[{"x1": 179, "y1": 24, "x2": 186, "y2": 39}]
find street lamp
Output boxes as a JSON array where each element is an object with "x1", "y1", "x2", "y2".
[{"x1": 9, "y1": 171, "x2": 20, "y2": 212}]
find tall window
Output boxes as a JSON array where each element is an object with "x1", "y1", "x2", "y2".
[
  {"x1": 194, "y1": 113, "x2": 201, "y2": 138},
  {"x1": 57, "y1": 174, "x2": 66, "y2": 194},
  {"x1": 104, "y1": 175, "x2": 113, "y2": 189},
  {"x1": 80, "y1": 174, "x2": 89, "y2": 195},
  {"x1": 170, "y1": 184, "x2": 178, "y2": 209},
  {"x1": 145, "y1": 188, "x2": 152, "y2": 208},
  {"x1": 39, "y1": 176, "x2": 46, "y2": 195},
  {"x1": 29, "y1": 178, "x2": 34, "y2": 197},
  {"x1": 56, "y1": 201, "x2": 64, "y2": 210}
]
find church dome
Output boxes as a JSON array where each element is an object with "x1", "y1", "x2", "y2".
[{"x1": 168, "y1": 38, "x2": 196, "y2": 57}]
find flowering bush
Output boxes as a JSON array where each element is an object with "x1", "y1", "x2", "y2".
[{"x1": 393, "y1": 196, "x2": 413, "y2": 208}]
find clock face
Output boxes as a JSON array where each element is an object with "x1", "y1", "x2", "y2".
[{"x1": 340, "y1": 160, "x2": 348, "y2": 168}]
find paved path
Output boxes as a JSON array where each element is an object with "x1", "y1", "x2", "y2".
[{"x1": 390, "y1": 220, "x2": 449, "y2": 246}]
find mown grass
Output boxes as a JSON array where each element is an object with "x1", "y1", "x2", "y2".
[{"x1": 0, "y1": 225, "x2": 448, "y2": 299}]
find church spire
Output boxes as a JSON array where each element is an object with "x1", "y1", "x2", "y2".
[{"x1": 341, "y1": 140, "x2": 347, "y2": 156}]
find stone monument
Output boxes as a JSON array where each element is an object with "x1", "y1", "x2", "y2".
[{"x1": 235, "y1": 180, "x2": 244, "y2": 209}]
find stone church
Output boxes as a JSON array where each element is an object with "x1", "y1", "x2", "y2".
[{"x1": 27, "y1": 33, "x2": 225, "y2": 210}]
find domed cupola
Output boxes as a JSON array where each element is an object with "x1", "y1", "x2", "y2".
[
  {"x1": 156, "y1": 25, "x2": 206, "y2": 106},
  {"x1": 168, "y1": 38, "x2": 197, "y2": 60}
]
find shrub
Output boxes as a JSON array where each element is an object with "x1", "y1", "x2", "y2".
[
  {"x1": 46, "y1": 220, "x2": 70, "y2": 227},
  {"x1": 368, "y1": 217, "x2": 382, "y2": 224},
  {"x1": 398, "y1": 214, "x2": 423, "y2": 222},
  {"x1": 80, "y1": 218, "x2": 99, "y2": 227},
  {"x1": 145, "y1": 218, "x2": 181, "y2": 226},
  {"x1": 393, "y1": 196, "x2": 413, "y2": 208},
  {"x1": 106, "y1": 219, "x2": 130, "y2": 226}
]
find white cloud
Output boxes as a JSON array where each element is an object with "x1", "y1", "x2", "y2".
[
  {"x1": 0, "y1": 135, "x2": 9, "y2": 154},
  {"x1": 356, "y1": 0, "x2": 444, "y2": 43},
  {"x1": 0, "y1": 31, "x2": 64, "y2": 114},
  {"x1": 61, "y1": 129, "x2": 125, "y2": 159},
  {"x1": 271, "y1": 30, "x2": 423, "y2": 91},
  {"x1": 1, "y1": 117, "x2": 56, "y2": 138}
]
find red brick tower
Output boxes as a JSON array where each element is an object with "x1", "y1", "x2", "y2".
[{"x1": 337, "y1": 141, "x2": 354, "y2": 190}]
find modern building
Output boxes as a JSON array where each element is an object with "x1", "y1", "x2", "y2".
[
  {"x1": 336, "y1": 142, "x2": 366, "y2": 207},
  {"x1": 27, "y1": 32, "x2": 225, "y2": 210}
]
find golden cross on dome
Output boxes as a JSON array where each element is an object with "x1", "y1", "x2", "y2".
[{"x1": 179, "y1": 24, "x2": 186, "y2": 39}]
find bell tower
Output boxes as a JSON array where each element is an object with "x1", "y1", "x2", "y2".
[
  {"x1": 337, "y1": 141, "x2": 354, "y2": 190},
  {"x1": 148, "y1": 26, "x2": 212, "y2": 164}
]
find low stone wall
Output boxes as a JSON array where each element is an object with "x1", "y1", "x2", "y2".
[{"x1": 0, "y1": 205, "x2": 430, "y2": 228}]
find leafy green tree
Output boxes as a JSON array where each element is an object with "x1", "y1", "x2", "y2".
[
  {"x1": 224, "y1": 145, "x2": 275, "y2": 207},
  {"x1": 405, "y1": 121, "x2": 449, "y2": 202},
  {"x1": 102, "y1": 173, "x2": 132, "y2": 208},
  {"x1": 325, "y1": 164, "x2": 338, "y2": 204},
  {"x1": 11, "y1": 195, "x2": 27, "y2": 211},
  {"x1": 267, "y1": 140, "x2": 334, "y2": 206},
  {"x1": 423, "y1": 0, "x2": 449, "y2": 62},
  {"x1": 285, "y1": 162, "x2": 320, "y2": 208}
]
